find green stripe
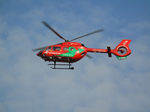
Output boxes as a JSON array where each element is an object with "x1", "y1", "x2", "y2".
[{"x1": 57, "y1": 47, "x2": 85, "y2": 57}]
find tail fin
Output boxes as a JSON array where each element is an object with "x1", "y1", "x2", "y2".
[{"x1": 111, "y1": 40, "x2": 131, "y2": 58}]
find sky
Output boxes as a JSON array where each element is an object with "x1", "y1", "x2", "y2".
[{"x1": 0, "y1": 0, "x2": 150, "y2": 112}]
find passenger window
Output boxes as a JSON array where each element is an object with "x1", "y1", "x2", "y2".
[
  {"x1": 53, "y1": 47, "x2": 61, "y2": 51},
  {"x1": 63, "y1": 47, "x2": 68, "y2": 51}
]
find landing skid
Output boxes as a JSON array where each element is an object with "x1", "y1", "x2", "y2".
[{"x1": 48, "y1": 62, "x2": 74, "y2": 70}]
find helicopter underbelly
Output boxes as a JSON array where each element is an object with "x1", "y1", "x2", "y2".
[
  {"x1": 41, "y1": 56, "x2": 82, "y2": 63},
  {"x1": 39, "y1": 52, "x2": 86, "y2": 63}
]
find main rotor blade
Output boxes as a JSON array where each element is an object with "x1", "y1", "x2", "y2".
[
  {"x1": 69, "y1": 29, "x2": 104, "y2": 42},
  {"x1": 32, "y1": 46, "x2": 48, "y2": 52},
  {"x1": 42, "y1": 21, "x2": 67, "y2": 41},
  {"x1": 86, "y1": 54, "x2": 93, "y2": 59}
]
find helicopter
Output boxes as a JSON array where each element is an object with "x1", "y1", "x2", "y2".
[{"x1": 33, "y1": 21, "x2": 131, "y2": 70}]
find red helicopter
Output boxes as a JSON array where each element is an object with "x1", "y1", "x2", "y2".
[{"x1": 33, "y1": 21, "x2": 131, "y2": 69}]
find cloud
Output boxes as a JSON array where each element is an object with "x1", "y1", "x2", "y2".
[{"x1": 0, "y1": 0, "x2": 150, "y2": 112}]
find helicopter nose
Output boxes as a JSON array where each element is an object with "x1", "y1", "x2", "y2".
[{"x1": 37, "y1": 51, "x2": 43, "y2": 57}]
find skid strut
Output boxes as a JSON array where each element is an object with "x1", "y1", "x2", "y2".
[{"x1": 48, "y1": 61, "x2": 74, "y2": 70}]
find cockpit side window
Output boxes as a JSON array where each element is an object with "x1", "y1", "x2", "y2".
[
  {"x1": 46, "y1": 46, "x2": 51, "y2": 51},
  {"x1": 53, "y1": 47, "x2": 61, "y2": 51},
  {"x1": 63, "y1": 47, "x2": 69, "y2": 51}
]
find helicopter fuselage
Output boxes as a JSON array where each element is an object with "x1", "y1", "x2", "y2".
[{"x1": 37, "y1": 42, "x2": 88, "y2": 63}]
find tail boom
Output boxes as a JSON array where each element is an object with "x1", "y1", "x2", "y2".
[
  {"x1": 86, "y1": 39, "x2": 131, "y2": 57},
  {"x1": 86, "y1": 48, "x2": 107, "y2": 53}
]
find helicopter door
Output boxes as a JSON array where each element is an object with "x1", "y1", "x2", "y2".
[{"x1": 52, "y1": 47, "x2": 62, "y2": 56}]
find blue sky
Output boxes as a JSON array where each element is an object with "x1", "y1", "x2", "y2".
[{"x1": 0, "y1": 0, "x2": 150, "y2": 112}]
